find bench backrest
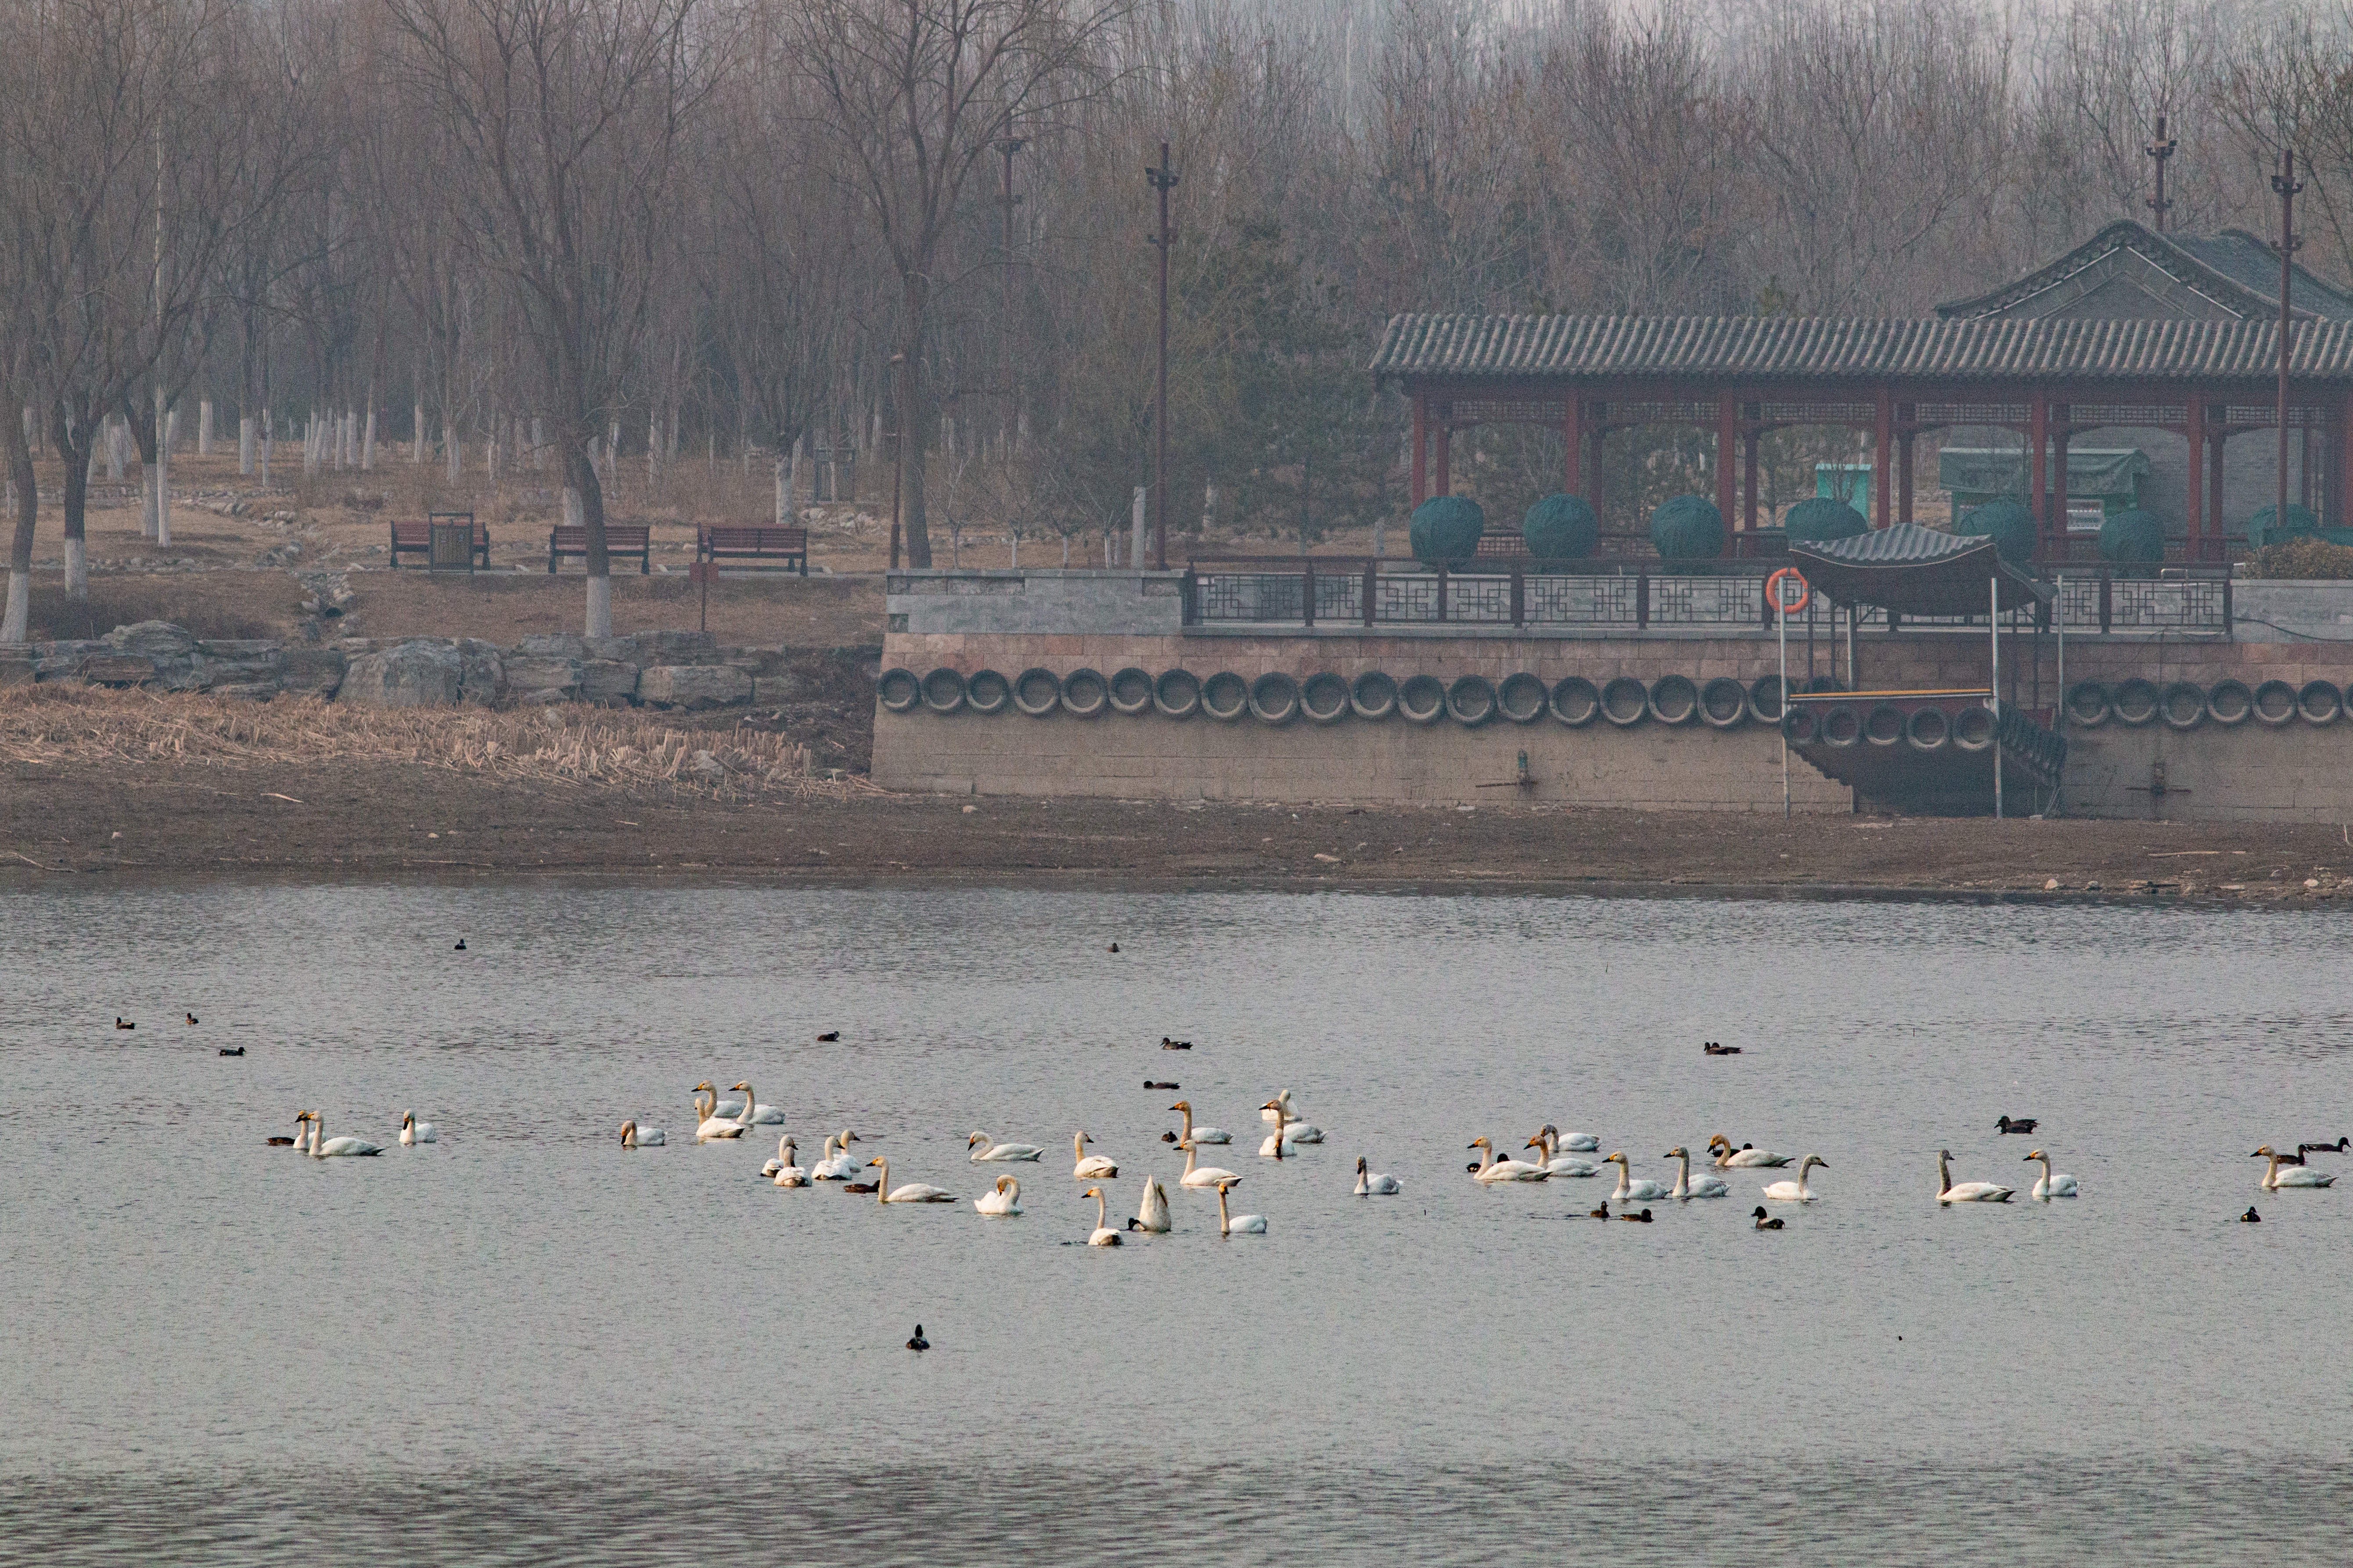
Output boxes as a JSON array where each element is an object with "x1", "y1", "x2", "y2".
[
  {"x1": 702, "y1": 526, "x2": 807, "y2": 549},
  {"x1": 395, "y1": 518, "x2": 486, "y2": 543},
  {"x1": 549, "y1": 525, "x2": 651, "y2": 545}
]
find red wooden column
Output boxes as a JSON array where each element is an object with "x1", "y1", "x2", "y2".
[
  {"x1": 1742, "y1": 413, "x2": 1759, "y2": 532},
  {"x1": 1433, "y1": 406, "x2": 1452, "y2": 496},
  {"x1": 1897, "y1": 403, "x2": 1915, "y2": 525},
  {"x1": 1872, "y1": 388, "x2": 1893, "y2": 528},
  {"x1": 2185, "y1": 396, "x2": 2205, "y2": 551},
  {"x1": 1563, "y1": 396, "x2": 1583, "y2": 497},
  {"x1": 1716, "y1": 395, "x2": 1738, "y2": 527},
  {"x1": 2051, "y1": 404, "x2": 2071, "y2": 552},
  {"x1": 2028, "y1": 394, "x2": 2049, "y2": 539},
  {"x1": 2209, "y1": 427, "x2": 2226, "y2": 554},
  {"x1": 1409, "y1": 390, "x2": 1427, "y2": 507}
]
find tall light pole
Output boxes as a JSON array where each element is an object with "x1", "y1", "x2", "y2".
[
  {"x1": 2144, "y1": 114, "x2": 2176, "y2": 234},
  {"x1": 2274, "y1": 147, "x2": 2302, "y2": 542},
  {"x1": 1146, "y1": 142, "x2": 1178, "y2": 570}
]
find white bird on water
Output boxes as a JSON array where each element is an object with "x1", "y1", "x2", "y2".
[
  {"x1": 1072, "y1": 1132, "x2": 1118, "y2": 1180},
  {"x1": 619, "y1": 1120, "x2": 664, "y2": 1148},
  {"x1": 1527, "y1": 1129, "x2": 1600, "y2": 1177},
  {"x1": 975, "y1": 1175, "x2": 1022, "y2": 1216},
  {"x1": 1179, "y1": 1139, "x2": 1242, "y2": 1189},
  {"x1": 1354, "y1": 1156, "x2": 1400, "y2": 1196},
  {"x1": 968, "y1": 1132, "x2": 1045, "y2": 1162},
  {"x1": 1214, "y1": 1177, "x2": 1266, "y2": 1235},
  {"x1": 1603, "y1": 1151, "x2": 1670, "y2": 1204},
  {"x1": 810, "y1": 1132, "x2": 862, "y2": 1180},
  {"x1": 1129, "y1": 1176, "x2": 1171, "y2": 1232},
  {"x1": 399, "y1": 1112, "x2": 437, "y2": 1145},
  {"x1": 1468, "y1": 1136, "x2": 1548, "y2": 1183},
  {"x1": 2255, "y1": 1146, "x2": 2337, "y2": 1190},
  {"x1": 1168, "y1": 1101, "x2": 1231, "y2": 1146},
  {"x1": 2024, "y1": 1148, "x2": 2078, "y2": 1199},
  {"x1": 1664, "y1": 1146, "x2": 1729, "y2": 1199},
  {"x1": 1763, "y1": 1154, "x2": 1829, "y2": 1203},
  {"x1": 867, "y1": 1156, "x2": 956, "y2": 1204},
  {"x1": 1709, "y1": 1134, "x2": 1795, "y2": 1169},
  {"x1": 1083, "y1": 1186, "x2": 1123, "y2": 1245},
  {"x1": 299, "y1": 1111, "x2": 382, "y2": 1159},
  {"x1": 1935, "y1": 1150, "x2": 2011, "y2": 1204},
  {"x1": 770, "y1": 1136, "x2": 808, "y2": 1186}
]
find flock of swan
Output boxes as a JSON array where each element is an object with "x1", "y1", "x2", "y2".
[{"x1": 270, "y1": 1079, "x2": 2342, "y2": 1236}]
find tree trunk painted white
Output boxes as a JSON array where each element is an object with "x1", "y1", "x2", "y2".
[
  {"x1": 302, "y1": 414, "x2": 317, "y2": 476},
  {"x1": 605, "y1": 421, "x2": 619, "y2": 493},
  {"x1": 584, "y1": 573, "x2": 612, "y2": 638},
  {"x1": 532, "y1": 417, "x2": 545, "y2": 470},
  {"x1": 1009, "y1": 529, "x2": 1018, "y2": 568},
  {"x1": 1060, "y1": 534, "x2": 1070, "y2": 567},
  {"x1": 155, "y1": 383, "x2": 170, "y2": 547},
  {"x1": 648, "y1": 411, "x2": 660, "y2": 489},
  {"x1": 22, "y1": 405, "x2": 38, "y2": 457},
  {"x1": 239, "y1": 415, "x2": 254, "y2": 475},
  {"x1": 142, "y1": 462, "x2": 160, "y2": 541},
  {"x1": 198, "y1": 399, "x2": 212, "y2": 455},
  {"x1": 564, "y1": 483, "x2": 583, "y2": 530},
  {"x1": 445, "y1": 422, "x2": 460, "y2": 484},
  {"x1": 1, "y1": 570, "x2": 26, "y2": 644},
  {"x1": 774, "y1": 449, "x2": 790, "y2": 529},
  {"x1": 1200, "y1": 481, "x2": 1217, "y2": 534},
  {"x1": 260, "y1": 411, "x2": 272, "y2": 484},
  {"x1": 362, "y1": 406, "x2": 376, "y2": 470},
  {"x1": 487, "y1": 429, "x2": 500, "y2": 484},
  {"x1": 164, "y1": 407, "x2": 178, "y2": 452},
  {"x1": 413, "y1": 403, "x2": 426, "y2": 464},
  {"x1": 65, "y1": 537, "x2": 86, "y2": 598},
  {"x1": 106, "y1": 418, "x2": 125, "y2": 481},
  {"x1": 1131, "y1": 486, "x2": 1146, "y2": 568}
]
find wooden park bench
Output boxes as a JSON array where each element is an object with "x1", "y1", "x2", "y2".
[
  {"x1": 698, "y1": 525, "x2": 809, "y2": 576},
  {"x1": 546, "y1": 524, "x2": 652, "y2": 574},
  {"x1": 390, "y1": 513, "x2": 491, "y2": 569}
]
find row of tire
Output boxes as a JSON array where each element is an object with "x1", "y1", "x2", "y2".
[
  {"x1": 878, "y1": 665, "x2": 1794, "y2": 729},
  {"x1": 2064, "y1": 676, "x2": 2353, "y2": 730},
  {"x1": 1779, "y1": 701, "x2": 2058, "y2": 772}
]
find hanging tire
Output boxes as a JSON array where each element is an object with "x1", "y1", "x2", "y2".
[
  {"x1": 877, "y1": 668, "x2": 921, "y2": 713},
  {"x1": 1012, "y1": 667, "x2": 1062, "y2": 716},
  {"x1": 1153, "y1": 668, "x2": 1201, "y2": 719},
  {"x1": 1600, "y1": 676, "x2": 1648, "y2": 726},
  {"x1": 2063, "y1": 681, "x2": 2110, "y2": 727},
  {"x1": 1781, "y1": 706, "x2": 1821, "y2": 744},
  {"x1": 1300, "y1": 672, "x2": 1351, "y2": 724},
  {"x1": 1820, "y1": 704, "x2": 1862, "y2": 748},
  {"x1": 2253, "y1": 679, "x2": 2299, "y2": 726},
  {"x1": 1446, "y1": 674, "x2": 1498, "y2": 726},
  {"x1": 2299, "y1": 679, "x2": 2343, "y2": 724},
  {"x1": 2111, "y1": 678, "x2": 2160, "y2": 727},
  {"x1": 2160, "y1": 681, "x2": 2206, "y2": 730},
  {"x1": 920, "y1": 666, "x2": 967, "y2": 714},
  {"x1": 1550, "y1": 676, "x2": 1601, "y2": 726},
  {"x1": 1904, "y1": 706, "x2": 1950, "y2": 751},
  {"x1": 964, "y1": 668, "x2": 1011, "y2": 715},
  {"x1": 1747, "y1": 675, "x2": 1786, "y2": 725},
  {"x1": 1864, "y1": 702, "x2": 1906, "y2": 746},
  {"x1": 1699, "y1": 676, "x2": 1748, "y2": 728},
  {"x1": 2205, "y1": 679, "x2": 2252, "y2": 726},
  {"x1": 1397, "y1": 673, "x2": 1447, "y2": 725},
  {"x1": 1805, "y1": 675, "x2": 1846, "y2": 694},
  {"x1": 1200, "y1": 670, "x2": 1249, "y2": 722},
  {"x1": 1248, "y1": 671, "x2": 1302, "y2": 725},
  {"x1": 1108, "y1": 666, "x2": 1155, "y2": 716},
  {"x1": 1060, "y1": 667, "x2": 1109, "y2": 718},
  {"x1": 1952, "y1": 705, "x2": 1996, "y2": 752},
  {"x1": 1497, "y1": 672, "x2": 1547, "y2": 724},
  {"x1": 1648, "y1": 674, "x2": 1700, "y2": 726},
  {"x1": 1350, "y1": 670, "x2": 1398, "y2": 721}
]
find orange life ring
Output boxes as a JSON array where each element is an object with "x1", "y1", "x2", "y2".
[{"x1": 1766, "y1": 568, "x2": 1811, "y2": 615}]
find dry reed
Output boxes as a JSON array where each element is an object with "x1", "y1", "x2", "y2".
[{"x1": 0, "y1": 685, "x2": 878, "y2": 800}]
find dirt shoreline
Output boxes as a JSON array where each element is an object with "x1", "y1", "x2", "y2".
[{"x1": 5, "y1": 758, "x2": 2348, "y2": 907}]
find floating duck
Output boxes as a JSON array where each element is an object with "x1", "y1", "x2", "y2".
[
  {"x1": 906, "y1": 1325, "x2": 928, "y2": 1351},
  {"x1": 817, "y1": 1030, "x2": 841, "y2": 1042},
  {"x1": 185, "y1": 1013, "x2": 199, "y2": 1025},
  {"x1": 115, "y1": 1018, "x2": 134, "y2": 1030},
  {"x1": 1145, "y1": 1081, "x2": 1179, "y2": 1091},
  {"x1": 1588, "y1": 1201, "x2": 1609, "y2": 1220},
  {"x1": 218, "y1": 1046, "x2": 244, "y2": 1057},
  {"x1": 2241, "y1": 1206, "x2": 2263, "y2": 1223},
  {"x1": 1160, "y1": 1037, "x2": 1191, "y2": 1050},
  {"x1": 1752, "y1": 1205, "x2": 1785, "y2": 1230},
  {"x1": 453, "y1": 940, "x2": 467, "y2": 951},
  {"x1": 1619, "y1": 1207, "x2": 1654, "y2": 1223},
  {"x1": 1996, "y1": 1115, "x2": 2039, "y2": 1135},
  {"x1": 1702, "y1": 1041, "x2": 1743, "y2": 1056}
]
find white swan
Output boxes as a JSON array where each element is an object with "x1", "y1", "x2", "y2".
[
  {"x1": 732, "y1": 1082, "x2": 785, "y2": 1126},
  {"x1": 1260, "y1": 1090, "x2": 1322, "y2": 1141},
  {"x1": 1468, "y1": 1136, "x2": 1549, "y2": 1183},
  {"x1": 1527, "y1": 1129, "x2": 1600, "y2": 1177},
  {"x1": 975, "y1": 1175, "x2": 1022, "y2": 1216},
  {"x1": 300, "y1": 1111, "x2": 382, "y2": 1159},
  {"x1": 1072, "y1": 1131, "x2": 1118, "y2": 1180},
  {"x1": 809, "y1": 1131, "x2": 862, "y2": 1180},
  {"x1": 1709, "y1": 1134, "x2": 1794, "y2": 1169},
  {"x1": 1261, "y1": 1090, "x2": 1296, "y2": 1124},
  {"x1": 619, "y1": 1119, "x2": 665, "y2": 1147},
  {"x1": 284, "y1": 1115, "x2": 313, "y2": 1154},
  {"x1": 2255, "y1": 1145, "x2": 2337, "y2": 1189},
  {"x1": 1554, "y1": 1126, "x2": 1601, "y2": 1152},
  {"x1": 1763, "y1": 1154, "x2": 1828, "y2": 1203},
  {"x1": 1214, "y1": 1177, "x2": 1266, "y2": 1235},
  {"x1": 691, "y1": 1084, "x2": 746, "y2": 1141},
  {"x1": 1353, "y1": 1156, "x2": 1400, "y2": 1196},
  {"x1": 1129, "y1": 1176, "x2": 1171, "y2": 1232},
  {"x1": 968, "y1": 1132, "x2": 1045, "y2": 1162},
  {"x1": 1664, "y1": 1146, "x2": 1730, "y2": 1199},
  {"x1": 1178, "y1": 1138, "x2": 1241, "y2": 1189},
  {"x1": 1083, "y1": 1185, "x2": 1123, "y2": 1245},
  {"x1": 1604, "y1": 1151, "x2": 1671, "y2": 1203},
  {"x1": 399, "y1": 1111, "x2": 437, "y2": 1145},
  {"x1": 770, "y1": 1136, "x2": 807, "y2": 1186},
  {"x1": 1169, "y1": 1101, "x2": 1231, "y2": 1145},
  {"x1": 868, "y1": 1156, "x2": 956, "y2": 1203},
  {"x1": 1258, "y1": 1118, "x2": 1303, "y2": 1160},
  {"x1": 2024, "y1": 1148, "x2": 2078, "y2": 1199},
  {"x1": 1936, "y1": 1149, "x2": 2012, "y2": 1203},
  {"x1": 762, "y1": 1134, "x2": 799, "y2": 1177}
]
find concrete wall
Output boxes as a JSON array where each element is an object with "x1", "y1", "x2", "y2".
[{"x1": 887, "y1": 570, "x2": 1184, "y2": 637}]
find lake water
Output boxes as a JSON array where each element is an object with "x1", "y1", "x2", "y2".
[{"x1": 1, "y1": 883, "x2": 2348, "y2": 1565}]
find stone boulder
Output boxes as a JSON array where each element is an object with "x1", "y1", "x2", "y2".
[
  {"x1": 106, "y1": 621, "x2": 198, "y2": 660},
  {"x1": 504, "y1": 655, "x2": 581, "y2": 701},
  {"x1": 280, "y1": 647, "x2": 347, "y2": 696},
  {"x1": 194, "y1": 640, "x2": 285, "y2": 688},
  {"x1": 81, "y1": 654, "x2": 159, "y2": 686},
  {"x1": 457, "y1": 638, "x2": 505, "y2": 706},
  {"x1": 339, "y1": 639, "x2": 464, "y2": 706},
  {"x1": 637, "y1": 664, "x2": 751, "y2": 709},
  {"x1": 579, "y1": 659, "x2": 640, "y2": 704}
]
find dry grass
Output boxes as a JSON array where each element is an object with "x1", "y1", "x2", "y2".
[{"x1": 0, "y1": 685, "x2": 881, "y2": 799}]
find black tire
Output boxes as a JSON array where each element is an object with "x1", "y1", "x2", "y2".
[
  {"x1": 1699, "y1": 676, "x2": 1748, "y2": 728},
  {"x1": 1820, "y1": 704, "x2": 1862, "y2": 748},
  {"x1": 1060, "y1": 668, "x2": 1109, "y2": 718},
  {"x1": 1200, "y1": 671, "x2": 1249, "y2": 722},
  {"x1": 2160, "y1": 681, "x2": 2206, "y2": 731},
  {"x1": 2063, "y1": 681, "x2": 2110, "y2": 727},
  {"x1": 920, "y1": 666, "x2": 967, "y2": 714},
  {"x1": 2111, "y1": 678, "x2": 2160, "y2": 727},
  {"x1": 1497, "y1": 672, "x2": 1547, "y2": 724},
  {"x1": 1904, "y1": 706, "x2": 1950, "y2": 751},
  {"x1": 1648, "y1": 674, "x2": 1699, "y2": 726},
  {"x1": 1952, "y1": 705, "x2": 1996, "y2": 752},
  {"x1": 1248, "y1": 671, "x2": 1302, "y2": 725},
  {"x1": 1550, "y1": 676, "x2": 1601, "y2": 727},
  {"x1": 877, "y1": 667, "x2": 921, "y2": 713},
  {"x1": 1781, "y1": 705, "x2": 1821, "y2": 744},
  {"x1": 1600, "y1": 676, "x2": 1648, "y2": 727},
  {"x1": 965, "y1": 669, "x2": 1011, "y2": 715},
  {"x1": 2299, "y1": 679, "x2": 2343, "y2": 725},
  {"x1": 1747, "y1": 675, "x2": 1786, "y2": 725},
  {"x1": 2253, "y1": 679, "x2": 2299, "y2": 726},
  {"x1": 1152, "y1": 668, "x2": 1202, "y2": 719},
  {"x1": 1300, "y1": 672, "x2": 1351, "y2": 724},
  {"x1": 1012, "y1": 667, "x2": 1063, "y2": 716},
  {"x1": 1805, "y1": 675, "x2": 1846, "y2": 694},
  {"x1": 1350, "y1": 671, "x2": 1398, "y2": 721},
  {"x1": 1398, "y1": 673, "x2": 1447, "y2": 725},
  {"x1": 1445, "y1": 674, "x2": 1497, "y2": 726},
  {"x1": 1107, "y1": 666, "x2": 1154, "y2": 716},
  {"x1": 2205, "y1": 679, "x2": 2252, "y2": 726},
  {"x1": 1864, "y1": 702, "x2": 1906, "y2": 746}
]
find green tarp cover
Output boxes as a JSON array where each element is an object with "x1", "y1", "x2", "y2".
[{"x1": 1937, "y1": 446, "x2": 2149, "y2": 499}]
